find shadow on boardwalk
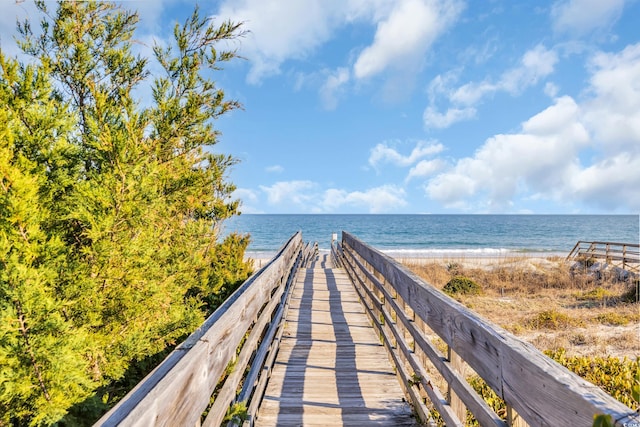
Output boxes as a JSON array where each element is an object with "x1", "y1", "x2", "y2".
[{"x1": 256, "y1": 255, "x2": 416, "y2": 426}]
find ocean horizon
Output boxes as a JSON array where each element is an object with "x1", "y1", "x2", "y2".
[{"x1": 222, "y1": 214, "x2": 640, "y2": 259}]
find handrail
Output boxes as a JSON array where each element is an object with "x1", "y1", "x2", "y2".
[
  {"x1": 340, "y1": 231, "x2": 640, "y2": 427},
  {"x1": 330, "y1": 240, "x2": 343, "y2": 267},
  {"x1": 567, "y1": 240, "x2": 639, "y2": 274},
  {"x1": 95, "y1": 232, "x2": 305, "y2": 427},
  {"x1": 301, "y1": 241, "x2": 319, "y2": 267}
]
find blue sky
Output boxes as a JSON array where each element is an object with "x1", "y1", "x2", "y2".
[{"x1": 3, "y1": 1, "x2": 640, "y2": 214}]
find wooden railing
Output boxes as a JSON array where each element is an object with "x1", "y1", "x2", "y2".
[
  {"x1": 96, "y1": 232, "x2": 314, "y2": 426},
  {"x1": 567, "y1": 241, "x2": 639, "y2": 274},
  {"x1": 338, "y1": 232, "x2": 640, "y2": 427}
]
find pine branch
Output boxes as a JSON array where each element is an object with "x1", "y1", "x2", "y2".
[{"x1": 15, "y1": 300, "x2": 52, "y2": 402}]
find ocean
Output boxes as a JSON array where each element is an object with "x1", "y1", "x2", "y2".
[{"x1": 222, "y1": 214, "x2": 640, "y2": 259}]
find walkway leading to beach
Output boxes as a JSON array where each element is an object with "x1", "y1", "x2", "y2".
[{"x1": 255, "y1": 254, "x2": 417, "y2": 426}]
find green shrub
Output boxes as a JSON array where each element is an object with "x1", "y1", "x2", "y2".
[
  {"x1": 526, "y1": 310, "x2": 582, "y2": 330},
  {"x1": 545, "y1": 349, "x2": 640, "y2": 410},
  {"x1": 443, "y1": 275, "x2": 482, "y2": 295},
  {"x1": 577, "y1": 287, "x2": 614, "y2": 301},
  {"x1": 595, "y1": 312, "x2": 631, "y2": 326},
  {"x1": 465, "y1": 350, "x2": 639, "y2": 426}
]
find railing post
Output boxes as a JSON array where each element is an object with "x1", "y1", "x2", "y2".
[
  {"x1": 447, "y1": 347, "x2": 466, "y2": 423},
  {"x1": 506, "y1": 405, "x2": 528, "y2": 427}
]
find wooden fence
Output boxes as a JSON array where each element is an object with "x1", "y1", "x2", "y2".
[
  {"x1": 96, "y1": 232, "x2": 317, "y2": 426},
  {"x1": 339, "y1": 232, "x2": 640, "y2": 427},
  {"x1": 567, "y1": 241, "x2": 639, "y2": 275}
]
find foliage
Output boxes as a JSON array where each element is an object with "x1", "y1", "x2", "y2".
[
  {"x1": 0, "y1": 1, "x2": 250, "y2": 425},
  {"x1": 465, "y1": 351, "x2": 639, "y2": 426},
  {"x1": 466, "y1": 375, "x2": 507, "y2": 425},
  {"x1": 594, "y1": 312, "x2": 634, "y2": 326},
  {"x1": 546, "y1": 349, "x2": 640, "y2": 410},
  {"x1": 223, "y1": 401, "x2": 248, "y2": 425},
  {"x1": 201, "y1": 233, "x2": 253, "y2": 315},
  {"x1": 443, "y1": 275, "x2": 482, "y2": 296},
  {"x1": 592, "y1": 414, "x2": 614, "y2": 427},
  {"x1": 577, "y1": 287, "x2": 615, "y2": 301},
  {"x1": 526, "y1": 309, "x2": 583, "y2": 330}
]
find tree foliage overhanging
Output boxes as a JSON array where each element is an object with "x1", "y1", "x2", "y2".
[{"x1": 0, "y1": 1, "x2": 252, "y2": 425}]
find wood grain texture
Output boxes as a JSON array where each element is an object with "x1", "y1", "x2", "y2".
[
  {"x1": 255, "y1": 255, "x2": 418, "y2": 427},
  {"x1": 342, "y1": 232, "x2": 640, "y2": 427},
  {"x1": 342, "y1": 245, "x2": 505, "y2": 426}
]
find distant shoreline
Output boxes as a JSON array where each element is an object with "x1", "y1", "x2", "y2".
[{"x1": 245, "y1": 248, "x2": 567, "y2": 266}]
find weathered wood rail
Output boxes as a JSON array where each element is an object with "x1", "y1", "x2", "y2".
[
  {"x1": 96, "y1": 232, "x2": 640, "y2": 427},
  {"x1": 338, "y1": 232, "x2": 640, "y2": 427},
  {"x1": 567, "y1": 240, "x2": 639, "y2": 274},
  {"x1": 96, "y1": 232, "x2": 317, "y2": 426}
]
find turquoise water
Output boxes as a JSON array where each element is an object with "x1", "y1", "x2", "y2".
[{"x1": 222, "y1": 214, "x2": 639, "y2": 258}]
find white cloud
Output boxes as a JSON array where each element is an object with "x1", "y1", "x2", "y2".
[
  {"x1": 422, "y1": 43, "x2": 640, "y2": 211},
  {"x1": 406, "y1": 159, "x2": 446, "y2": 182},
  {"x1": 425, "y1": 172, "x2": 477, "y2": 209},
  {"x1": 320, "y1": 67, "x2": 350, "y2": 110},
  {"x1": 215, "y1": 0, "x2": 462, "y2": 107},
  {"x1": 544, "y1": 82, "x2": 559, "y2": 98},
  {"x1": 425, "y1": 96, "x2": 590, "y2": 210},
  {"x1": 257, "y1": 180, "x2": 407, "y2": 213},
  {"x1": 321, "y1": 185, "x2": 407, "y2": 213},
  {"x1": 232, "y1": 188, "x2": 263, "y2": 213},
  {"x1": 427, "y1": 69, "x2": 461, "y2": 103},
  {"x1": 353, "y1": 0, "x2": 463, "y2": 80},
  {"x1": 500, "y1": 44, "x2": 558, "y2": 94},
  {"x1": 233, "y1": 188, "x2": 258, "y2": 203},
  {"x1": 369, "y1": 140, "x2": 444, "y2": 168},
  {"x1": 260, "y1": 180, "x2": 317, "y2": 205},
  {"x1": 423, "y1": 106, "x2": 476, "y2": 129},
  {"x1": 452, "y1": 44, "x2": 558, "y2": 104},
  {"x1": 213, "y1": 0, "x2": 401, "y2": 84},
  {"x1": 569, "y1": 153, "x2": 640, "y2": 210},
  {"x1": 584, "y1": 43, "x2": 640, "y2": 155},
  {"x1": 449, "y1": 81, "x2": 496, "y2": 106},
  {"x1": 216, "y1": 0, "x2": 346, "y2": 84},
  {"x1": 551, "y1": 0, "x2": 625, "y2": 35},
  {"x1": 521, "y1": 96, "x2": 583, "y2": 135},
  {"x1": 215, "y1": 0, "x2": 463, "y2": 85},
  {"x1": 425, "y1": 44, "x2": 558, "y2": 129},
  {"x1": 265, "y1": 165, "x2": 284, "y2": 173}
]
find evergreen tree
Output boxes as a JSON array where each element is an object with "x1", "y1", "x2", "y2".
[
  {"x1": 0, "y1": 53, "x2": 96, "y2": 426},
  {"x1": 1, "y1": 1, "x2": 250, "y2": 424}
]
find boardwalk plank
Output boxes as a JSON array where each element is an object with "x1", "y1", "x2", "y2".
[{"x1": 255, "y1": 255, "x2": 418, "y2": 427}]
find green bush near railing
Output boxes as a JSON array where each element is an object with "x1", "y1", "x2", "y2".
[
  {"x1": 545, "y1": 349, "x2": 640, "y2": 411},
  {"x1": 443, "y1": 275, "x2": 482, "y2": 295},
  {"x1": 461, "y1": 350, "x2": 639, "y2": 426}
]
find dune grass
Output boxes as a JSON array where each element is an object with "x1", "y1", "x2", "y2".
[{"x1": 402, "y1": 257, "x2": 639, "y2": 358}]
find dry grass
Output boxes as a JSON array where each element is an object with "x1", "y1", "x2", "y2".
[{"x1": 402, "y1": 257, "x2": 640, "y2": 359}]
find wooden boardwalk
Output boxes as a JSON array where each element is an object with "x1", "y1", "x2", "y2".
[
  {"x1": 255, "y1": 254, "x2": 417, "y2": 426},
  {"x1": 99, "y1": 234, "x2": 640, "y2": 427}
]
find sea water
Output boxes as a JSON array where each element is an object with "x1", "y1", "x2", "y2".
[{"x1": 222, "y1": 214, "x2": 639, "y2": 259}]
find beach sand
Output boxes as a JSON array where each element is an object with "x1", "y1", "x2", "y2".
[{"x1": 246, "y1": 250, "x2": 563, "y2": 269}]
